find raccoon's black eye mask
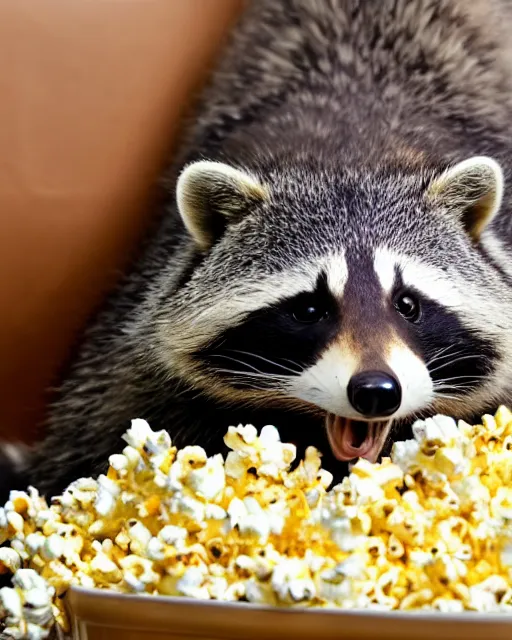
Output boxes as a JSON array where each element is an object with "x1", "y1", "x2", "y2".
[
  {"x1": 390, "y1": 269, "x2": 496, "y2": 396},
  {"x1": 197, "y1": 272, "x2": 340, "y2": 385},
  {"x1": 414, "y1": 297, "x2": 497, "y2": 396}
]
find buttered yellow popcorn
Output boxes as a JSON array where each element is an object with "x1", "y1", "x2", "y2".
[{"x1": 2, "y1": 408, "x2": 512, "y2": 639}]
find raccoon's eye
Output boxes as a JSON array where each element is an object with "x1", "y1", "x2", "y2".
[
  {"x1": 291, "y1": 300, "x2": 329, "y2": 324},
  {"x1": 394, "y1": 291, "x2": 421, "y2": 323}
]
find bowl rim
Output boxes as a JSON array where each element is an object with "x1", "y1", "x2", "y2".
[{"x1": 67, "y1": 586, "x2": 512, "y2": 640}]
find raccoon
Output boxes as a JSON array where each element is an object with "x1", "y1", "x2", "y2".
[{"x1": 3, "y1": 0, "x2": 512, "y2": 499}]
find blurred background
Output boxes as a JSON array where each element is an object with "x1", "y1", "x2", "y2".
[{"x1": 0, "y1": 0, "x2": 242, "y2": 442}]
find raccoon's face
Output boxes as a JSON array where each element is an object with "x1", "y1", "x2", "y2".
[{"x1": 157, "y1": 155, "x2": 507, "y2": 463}]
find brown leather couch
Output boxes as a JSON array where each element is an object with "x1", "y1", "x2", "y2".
[{"x1": 0, "y1": 0, "x2": 242, "y2": 442}]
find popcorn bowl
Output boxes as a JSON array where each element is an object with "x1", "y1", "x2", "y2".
[
  {"x1": 67, "y1": 586, "x2": 512, "y2": 640},
  {"x1": 4, "y1": 411, "x2": 512, "y2": 639}
]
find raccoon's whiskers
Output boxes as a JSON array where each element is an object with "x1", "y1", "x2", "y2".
[
  {"x1": 433, "y1": 374, "x2": 488, "y2": 389},
  {"x1": 224, "y1": 349, "x2": 304, "y2": 375},
  {"x1": 434, "y1": 387, "x2": 480, "y2": 396},
  {"x1": 210, "y1": 356, "x2": 291, "y2": 394},
  {"x1": 424, "y1": 345, "x2": 464, "y2": 368},
  {"x1": 221, "y1": 380, "x2": 281, "y2": 393},
  {"x1": 432, "y1": 393, "x2": 466, "y2": 402},
  {"x1": 433, "y1": 376, "x2": 488, "y2": 400},
  {"x1": 428, "y1": 353, "x2": 484, "y2": 375},
  {"x1": 212, "y1": 372, "x2": 319, "y2": 414},
  {"x1": 435, "y1": 374, "x2": 488, "y2": 382},
  {"x1": 212, "y1": 367, "x2": 289, "y2": 383},
  {"x1": 208, "y1": 354, "x2": 282, "y2": 378}
]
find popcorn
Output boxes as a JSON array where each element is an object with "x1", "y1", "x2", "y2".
[
  {"x1": 3, "y1": 408, "x2": 512, "y2": 638},
  {"x1": 89, "y1": 551, "x2": 122, "y2": 584},
  {"x1": 94, "y1": 475, "x2": 120, "y2": 517},
  {"x1": 227, "y1": 497, "x2": 271, "y2": 542},
  {"x1": 185, "y1": 454, "x2": 226, "y2": 500},
  {"x1": 126, "y1": 520, "x2": 152, "y2": 555},
  {"x1": 158, "y1": 525, "x2": 188, "y2": 548},
  {"x1": 0, "y1": 548, "x2": 21, "y2": 575},
  {"x1": 271, "y1": 558, "x2": 316, "y2": 604},
  {"x1": 119, "y1": 555, "x2": 160, "y2": 589},
  {"x1": 176, "y1": 566, "x2": 209, "y2": 599},
  {"x1": 0, "y1": 570, "x2": 54, "y2": 639}
]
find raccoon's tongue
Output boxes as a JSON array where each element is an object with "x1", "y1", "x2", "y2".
[{"x1": 326, "y1": 415, "x2": 382, "y2": 463}]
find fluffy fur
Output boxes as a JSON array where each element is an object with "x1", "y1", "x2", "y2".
[{"x1": 3, "y1": 0, "x2": 512, "y2": 499}]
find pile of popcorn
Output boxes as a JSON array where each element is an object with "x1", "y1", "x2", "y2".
[{"x1": 2, "y1": 408, "x2": 512, "y2": 639}]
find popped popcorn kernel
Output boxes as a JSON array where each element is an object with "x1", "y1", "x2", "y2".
[
  {"x1": 0, "y1": 548, "x2": 21, "y2": 575},
  {"x1": 3, "y1": 408, "x2": 512, "y2": 638}
]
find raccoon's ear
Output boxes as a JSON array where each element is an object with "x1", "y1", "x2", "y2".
[
  {"x1": 176, "y1": 160, "x2": 268, "y2": 249},
  {"x1": 426, "y1": 156, "x2": 504, "y2": 241}
]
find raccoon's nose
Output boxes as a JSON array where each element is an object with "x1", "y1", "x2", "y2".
[{"x1": 347, "y1": 371, "x2": 401, "y2": 418}]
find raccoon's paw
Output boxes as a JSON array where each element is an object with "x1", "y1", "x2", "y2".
[{"x1": 0, "y1": 441, "x2": 32, "y2": 503}]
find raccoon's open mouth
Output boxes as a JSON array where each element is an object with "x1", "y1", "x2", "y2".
[{"x1": 325, "y1": 414, "x2": 392, "y2": 463}]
